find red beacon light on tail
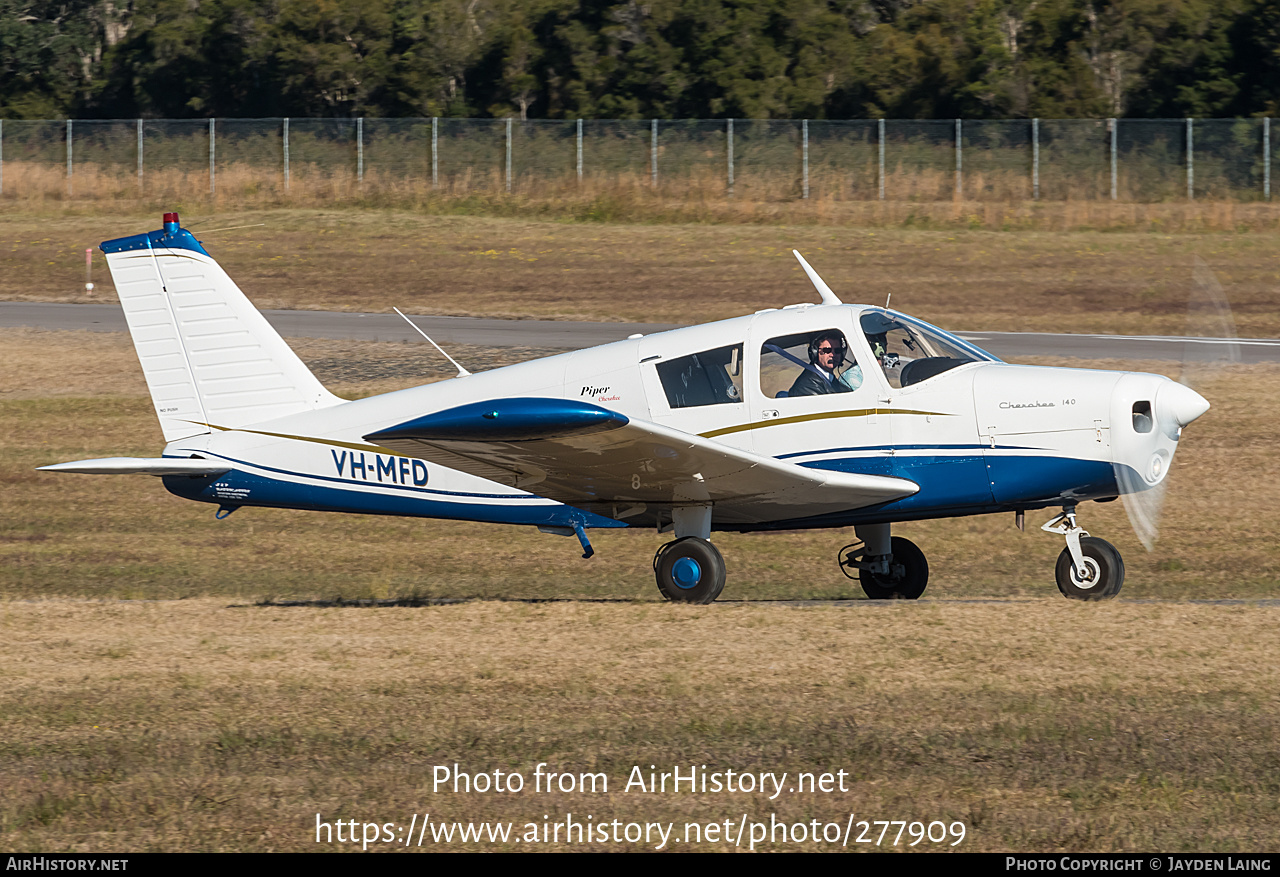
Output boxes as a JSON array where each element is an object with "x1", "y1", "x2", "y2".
[{"x1": 162, "y1": 212, "x2": 180, "y2": 232}]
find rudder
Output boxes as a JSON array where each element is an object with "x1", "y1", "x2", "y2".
[{"x1": 103, "y1": 213, "x2": 342, "y2": 442}]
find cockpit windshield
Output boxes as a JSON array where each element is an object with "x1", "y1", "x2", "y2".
[{"x1": 859, "y1": 309, "x2": 1000, "y2": 389}]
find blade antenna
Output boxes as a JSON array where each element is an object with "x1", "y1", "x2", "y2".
[
  {"x1": 393, "y1": 307, "x2": 472, "y2": 377},
  {"x1": 791, "y1": 250, "x2": 843, "y2": 306}
]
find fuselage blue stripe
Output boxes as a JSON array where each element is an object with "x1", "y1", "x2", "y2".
[
  {"x1": 162, "y1": 469, "x2": 625, "y2": 529},
  {"x1": 176, "y1": 450, "x2": 553, "y2": 502}
]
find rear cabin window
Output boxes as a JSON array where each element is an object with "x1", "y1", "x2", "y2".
[{"x1": 655, "y1": 344, "x2": 744, "y2": 409}]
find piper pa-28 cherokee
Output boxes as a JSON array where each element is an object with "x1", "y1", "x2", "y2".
[{"x1": 42, "y1": 214, "x2": 1211, "y2": 603}]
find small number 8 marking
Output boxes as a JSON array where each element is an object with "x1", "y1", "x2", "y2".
[{"x1": 631, "y1": 474, "x2": 641, "y2": 490}]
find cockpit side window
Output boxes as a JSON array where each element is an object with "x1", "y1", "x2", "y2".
[
  {"x1": 860, "y1": 311, "x2": 986, "y2": 389},
  {"x1": 759, "y1": 330, "x2": 864, "y2": 399},
  {"x1": 655, "y1": 343, "x2": 744, "y2": 409}
]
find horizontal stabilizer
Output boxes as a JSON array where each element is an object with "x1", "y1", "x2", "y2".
[
  {"x1": 366, "y1": 398, "x2": 918, "y2": 525},
  {"x1": 38, "y1": 457, "x2": 230, "y2": 476}
]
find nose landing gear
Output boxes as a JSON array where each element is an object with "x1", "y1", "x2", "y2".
[{"x1": 1041, "y1": 506, "x2": 1125, "y2": 600}]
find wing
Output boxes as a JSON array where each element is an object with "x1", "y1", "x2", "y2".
[
  {"x1": 38, "y1": 457, "x2": 231, "y2": 476},
  {"x1": 365, "y1": 398, "x2": 917, "y2": 525}
]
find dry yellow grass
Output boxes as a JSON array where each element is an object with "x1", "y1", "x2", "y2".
[
  {"x1": 6, "y1": 208, "x2": 1280, "y2": 337},
  {"x1": 1, "y1": 598, "x2": 1278, "y2": 851},
  {"x1": 8, "y1": 159, "x2": 1280, "y2": 232},
  {"x1": 2, "y1": 325, "x2": 1278, "y2": 852},
  {"x1": 2, "y1": 328, "x2": 1276, "y2": 605}
]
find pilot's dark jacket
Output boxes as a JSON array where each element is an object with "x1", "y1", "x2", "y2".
[{"x1": 787, "y1": 368, "x2": 853, "y2": 397}]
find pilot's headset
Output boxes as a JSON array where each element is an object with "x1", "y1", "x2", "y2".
[{"x1": 808, "y1": 332, "x2": 848, "y2": 367}]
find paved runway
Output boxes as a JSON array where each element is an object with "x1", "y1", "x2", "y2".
[{"x1": 3, "y1": 301, "x2": 1276, "y2": 363}]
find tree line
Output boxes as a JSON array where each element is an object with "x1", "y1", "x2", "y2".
[{"x1": 3, "y1": 0, "x2": 1279, "y2": 120}]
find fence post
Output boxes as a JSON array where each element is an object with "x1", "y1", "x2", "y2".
[
  {"x1": 136, "y1": 119, "x2": 143, "y2": 188},
  {"x1": 802, "y1": 119, "x2": 809, "y2": 200},
  {"x1": 650, "y1": 119, "x2": 658, "y2": 188},
  {"x1": 576, "y1": 118, "x2": 583, "y2": 183},
  {"x1": 955, "y1": 118, "x2": 962, "y2": 199},
  {"x1": 1032, "y1": 118, "x2": 1039, "y2": 201},
  {"x1": 727, "y1": 118, "x2": 735, "y2": 197},
  {"x1": 1, "y1": 119, "x2": 5, "y2": 196},
  {"x1": 505, "y1": 118, "x2": 512, "y2": 193},
  {"x1": 431, "y1": 117, "x2": 438, "y2": 189},
  {"x1": 209, "y1": 118, "x2": 215, "y2": 198},
  {"x1": 1186, "y1": 117, "x2": 1194, "y2": 201},
  {"x1": 66, "y1": 119, "x2": 73, "y2": 196},
  {"x1": 878, "y1": 118, "x2": 885, "y2": 201},
  {"x1": 1266, "y1": 118, "x2": 1271, "y2": 202},
  {"x1": 283, "y1": 118, "x2": 290, "y2": 191},
  {"x1": 357, "y1": 117, "x2": 364, "y2": 185},
  {"x1": 1110, "y1": 118, "x2": 1117, "y2": 201}
]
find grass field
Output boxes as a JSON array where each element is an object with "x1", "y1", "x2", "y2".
[
  {"x1": 10, "y1": 154, "x2": 1280, "y2": 233},
  {"x1": 2, "y1": 207, "x2": 1278, "y2": 852},
  {"x1": 3, "y1": 329, "x2": 1276, "y2": 603},
  {"x1": 3, "y1": 599, "x2": 1279, "y2": 852},
  {"x1": 2, "y1": 328, "x2": 1278, "y2": 850},
  {"x1": 3, "y1": 208, "x2": 1280, "y2": 336}
]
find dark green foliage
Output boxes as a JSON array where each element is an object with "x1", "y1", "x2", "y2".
[{"x1": 0, "y1": 0, "x2": 1276, "y2": 119}]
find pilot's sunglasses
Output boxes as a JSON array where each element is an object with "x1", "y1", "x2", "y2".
[{"x1": 817, "y1": 346, "x2": 839, "y2": 354}]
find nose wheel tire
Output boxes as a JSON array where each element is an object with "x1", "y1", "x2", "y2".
[
  {"x1": 859, "y1": 536, "x2": 929, "y2": 600},
  {"x1": 1055, "y1": 536, "x2": 1124, "y2": 600},
  {"x1": 655, "y1": 537, "x2": 726, "y2": 604}
]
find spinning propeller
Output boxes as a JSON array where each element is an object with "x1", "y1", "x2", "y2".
[{"x1": 1113, "y1": 257, "x2": 1237, "y2": 550}]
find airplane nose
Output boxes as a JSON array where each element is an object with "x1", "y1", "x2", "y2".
[{"x1": 1157, "y1": 381, "x2": 1211, "y2": 428}]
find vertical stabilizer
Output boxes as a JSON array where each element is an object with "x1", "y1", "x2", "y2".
[{"x1": 102, "y1": 214, "x2": 343, "y2": 442}]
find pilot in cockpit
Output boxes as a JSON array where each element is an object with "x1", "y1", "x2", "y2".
[{"x1": 787, "y1": 330, "x2": 863, "y2": 396}]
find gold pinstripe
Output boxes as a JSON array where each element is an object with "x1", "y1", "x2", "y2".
[
  {"x1": 187, "y1": 422, "x2": 396, "y2": 455},
  {"x1": 699, "y1": 408, "x2": 951, "y2": 439},
  {"x1": 184, "y1": 406, "x2": 952, "y2": 454}
]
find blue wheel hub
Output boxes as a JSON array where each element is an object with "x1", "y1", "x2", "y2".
[{"x1": 671, "y1": 556, "x2": 702, "y2": 590}]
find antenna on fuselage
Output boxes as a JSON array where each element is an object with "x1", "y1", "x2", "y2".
[
  {"x1": 393, "y1": 307, "x2": 472, "y2": 377},
  {"x1": 791, "y1": 250, "x2": 843, "y2": 306}
]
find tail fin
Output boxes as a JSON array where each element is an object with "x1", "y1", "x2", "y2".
[{"x1": 102, "y1": 213, "x2": 343, "y2": 442}]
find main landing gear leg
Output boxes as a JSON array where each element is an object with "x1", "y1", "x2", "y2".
[
  {"x1": 839, "y1": 523, "x2": 929, "y2": 600},
  {"x1": 654, "y1": 505, "x2": 725, "y2": 605},
  {"x1": 1041, "y1": 505, "x2": 1125, "y2": 600}
]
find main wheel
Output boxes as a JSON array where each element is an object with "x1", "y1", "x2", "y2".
[
  {"x1": 655, "y1": 537, "x2": 726, "y2": 604},
  {"x1": 1054, "y1": 536, "x2": 1124, "y2": 600},
  {"x1": 859, "y1": 536, "x2": 929, "y2": 600}
]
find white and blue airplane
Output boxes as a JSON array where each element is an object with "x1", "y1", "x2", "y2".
[{"x1": 41, "y1": 213, "x2": 1211, "y2": 603}]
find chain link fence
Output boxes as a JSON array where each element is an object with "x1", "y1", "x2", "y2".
[{"x1": 1, "y1": 117, "x2": 1276, "y2": 203}]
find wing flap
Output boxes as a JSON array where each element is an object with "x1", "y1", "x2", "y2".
[{"x1": 366, "y1": 398, "x2": 917, "y2": 523}]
